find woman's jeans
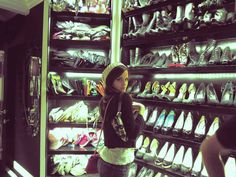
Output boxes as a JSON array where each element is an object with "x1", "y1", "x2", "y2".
[{"x1": 97, "y1": 158, "x2": 130, "y2": 177}]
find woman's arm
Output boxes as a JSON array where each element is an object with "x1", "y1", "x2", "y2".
[
  {"x1": 200, "y1": 135, "x2": 229, "y2": 177},
  {"x1": 132, "y1": 101, "x2": 145, "y2": 116}
]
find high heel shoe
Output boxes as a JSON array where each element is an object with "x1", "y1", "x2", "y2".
[
  {"x1": 224, "y1": 156, "x2": 236, "y2": 177},
  {"x1": 220, "y1": 46, "x2": 232, "y2": 64},
  {"x1": 136, "y1": 136, "x2": 150, "y2": 158},
  {"x1": 198, "y1": 39, "x2": 217, "y2": 66},
  {"x1": 221, "y1": 81, "x2": 234, "y2": 106},
  {"x1": 211, "y1": 8, "x2": 227, "y2": 25},
  {"x1": 171, "y1": 145, "x2": 185, "y2": 171},
  {"x1": 191, "y1": 151, "x2": 203, "y2": 176},
  {"x1": 183, "y1": 2, "x2": 195, "y2": 30},
  {"x1": 171, "y1": 5, "x2": 184, "y2": 31},
  {"x1": 178, "y1": 43, "x2": 189, "y2": 65},
  {"x1": 208, "y1": 47, "x2": 222, "y2": 65},
  {"x1": 180, "y1": 147, "x2": 193, "y2": 174},
  {"x1": 163, "y1": 82, "x2": 177, "y2": 101},
  {"x1": 173, "y1": 83, "x2": 188, "y2": 103},
  {"x1": 132, "y1": 13, "x2": 151, "y2": 38},
  {"x1": 161, "y1": 110, "x2": 175, "y2": 134},
  {"x1": 155, "y1": 142, "x2": 169, "y2": 166},
  {"x1": 155, "y1": 82, "x2": 171, "y2": 99},
  {"x1": 143, "y1": 138, "x2": 159, "y2": 162},
  {"x1": 145, "y1": 81, "x2": 160, "y2": 98},
  {"x1": 149, "y1": 11, "x2": 162, "y2": 34},
  {"x1": 162, "y1": 143, "x2": 176, "y2": 168},
  {"x1": 187, "y1": 40, "x2": 200, "y2": 67},
  {"x1": 153, "y1": 109, "x2": 166, "y2": 133},
  {"x1": 182, "y1": 112, "x2": 193, "y2": 138},
  {"x1": 194, "y1": 83, "x2": 206, "y2": 104},
  {"x1": 206, "y1": 82, "x2": 219, "y2": 105},
  {"x1": 172, "y1": 111, "x2": 185, "y2": 137},
  {"x1": 137, "y1": 81, "x2": 152, "y2": 98},
  {"x1": 146, "y1": 107, "x2": 159, "y2": 127},
  {"x1": 182, "y1": 83, "x2": 197, "y2": 103},
  {"x1": 207, "y1": 117, "x2": 220, "y2": 137},
  {"x1": 194, "y1": 115, "x2": 207, "y2": 141}
]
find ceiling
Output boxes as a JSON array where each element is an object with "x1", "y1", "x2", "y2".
[{"x1": 0, "y1": 0, "x2": 43, "y2": 22}]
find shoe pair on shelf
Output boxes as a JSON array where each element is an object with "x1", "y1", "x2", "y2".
[
  {"x1": 136, "y1": 166, "x2": 154, "y2": 177},
  {"x1": 153, "y1": 109, "x2": 175, "y2": 134},
  {"x1": 155, "y1": 142, "x2": 194, "y2": 174},
  {"x1": 127, "y1": 80, "x2": 142, "y2": 96}
]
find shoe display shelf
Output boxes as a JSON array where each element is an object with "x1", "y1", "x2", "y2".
[
  {"x1": 133, "y1": 98, "x2": 236, "y2": 115},
  {"x1": 122, "y1": 0, "x2": 236, "y2": 176},
  {"x1": 142, "y1": 129, "x2": 201, "y2": 149},
  {"x1": 128, "y1": 65, "x2": 236, "y2": 74},
  {"x1": 44, "y1": 2, "x2": 111, "y2": 176},
  {"x1": 122, "y1": 22, "x2": 236, "y2": 48},
  {"x1": 134, "y1": 158, "x2": 193, "y2": 177},
  {"x1": 123, "y1": 0, "x2": 234, "y2": 18}
]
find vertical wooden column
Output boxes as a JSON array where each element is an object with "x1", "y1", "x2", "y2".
[
  {"x1": 111, "y1": 0, "x2": 122, "y2": 63},
  {"x1": 40, "y1": 1, "x2": 49, "y2": 177}
]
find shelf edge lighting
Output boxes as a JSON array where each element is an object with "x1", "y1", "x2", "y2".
[
  {"x1": 65, "y1": 72, "x2": 102, "y2": 78},
  {"x1": 154, "y1": 73, "x2": 236, "y2": 80}
]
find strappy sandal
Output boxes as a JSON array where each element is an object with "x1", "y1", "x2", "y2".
[
  {"x1": 155, "y1": 82, "x2": 170, "y2": 99},
  {"x1": 164, "y1": 82, "x2": 177, "y2": 101},
  {"x1": 173, "y1": 83, "x2": 188, "y2": 102}
]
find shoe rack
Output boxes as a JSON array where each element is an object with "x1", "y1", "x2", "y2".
[
  {"x1": 122, "y1": 0, "x2": 236, "y2": 176},
  {"x1": 41, "y1": 0, "x2": 111, "y2": 176}
]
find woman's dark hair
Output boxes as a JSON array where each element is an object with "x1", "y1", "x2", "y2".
[{"x1": 104, "y1": 65, "x2": 127, "y2": 96}]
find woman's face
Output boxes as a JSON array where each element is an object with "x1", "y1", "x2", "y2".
[{"x1": 112, "y1": 70, "x2": 128, "y2": 93}]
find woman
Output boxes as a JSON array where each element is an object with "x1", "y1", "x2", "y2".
[{"x1": 97, "y1": 63, "x2": 145, "y2": 177}]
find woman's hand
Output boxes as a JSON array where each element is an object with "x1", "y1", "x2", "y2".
[{"x1": 132, "y1": 102, "x2": 145, "y2": 116}]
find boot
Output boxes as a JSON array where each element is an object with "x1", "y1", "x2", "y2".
[
  {"x1": 172, "y1": 5, "x2": 184, "y2": 31},
  {"x1": 183, "y1": 2, "x2": 195, "y2": 29}
]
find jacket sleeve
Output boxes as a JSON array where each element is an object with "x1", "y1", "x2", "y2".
[{"x1": 121, "y1": 93, "x2": 144, "y2": 140}]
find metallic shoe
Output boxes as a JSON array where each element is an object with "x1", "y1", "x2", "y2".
[
  {"x1": 194, "y1": 83, "x2": 206, "y2": 104},
  {"x1": 208, "y1": 47, "x2": 222, "y2": 65},
  {"x1": 206, "y1": 83, "x2": 219, "y2": 105},
  {"x1": 220, "y1": 46, "x2": 232, "y2": 64},
  {"x1": 198, "y1": 39, "x2": 217, "y2": 66},
  {"x1": 221, "y1": 81, "x2": 234, "y2": 106}
]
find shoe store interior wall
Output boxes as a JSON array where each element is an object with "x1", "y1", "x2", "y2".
[
  {"x1": 1, "y1": 0, "x2": 236, "y2": 177},
  {"x1": 0, "y1": 1, "x2": 43, "y2": 177}
]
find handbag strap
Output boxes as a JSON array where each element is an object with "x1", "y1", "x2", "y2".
[
  {"x1": 94, "y1": 95, "x2": 114, "y2": 154},
  {"x1": 117, "y1": 92, "x2": 124, "y2": 114}
]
